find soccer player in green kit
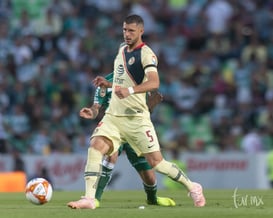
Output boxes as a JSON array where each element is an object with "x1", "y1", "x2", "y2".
[
  {"x1": 79, "y1": 72, "x2": 175, "y2": 207},
  {"x1": 68, "y1": 14, "x2": 205, "y2": 209}
]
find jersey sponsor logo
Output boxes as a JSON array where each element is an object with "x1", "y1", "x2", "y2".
[
  {"x1": 117, "y1": 64, "x2": 124, "y2": 76},
  {"x1": 128, "y1": 57, "x2": 135, "y2": 65},
  {"x1": 114, "y1": 77, "x2": 125, "y2": 84}
]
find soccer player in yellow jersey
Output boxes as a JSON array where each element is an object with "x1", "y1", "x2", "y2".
[
  {"x1": 80, "y1": 73, "x2": 175, "y2": 207},
  {"x1": 67, "y1": 14, "x2": 205, "y2": 209}
]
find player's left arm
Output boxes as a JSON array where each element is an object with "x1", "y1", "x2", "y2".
[
  {"x1": 115, "y1": 71, "x2": 159, "y2": 99},
  {"x1": 134, "y1": 71, "x2": 160, "y2": 93}
]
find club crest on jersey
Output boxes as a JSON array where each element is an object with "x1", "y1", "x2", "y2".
[
  {"x1": 99, "y1": 86, "x2": 106, "y2": 97},
  {"x1": 128, "y1": 57, "x2": 135, "y2": 65}
]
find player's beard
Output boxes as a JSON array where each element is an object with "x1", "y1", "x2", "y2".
[
  {"x1": 124, "y1": 37, "x2": 132, "y2": 45},
  {"x1": 125, "y1": 37, "x2": 138, "y2": 49}
]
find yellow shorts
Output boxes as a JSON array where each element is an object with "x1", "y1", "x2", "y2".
[{"x1": 91, "y1": 113, "x2": 160, "y2": 156}]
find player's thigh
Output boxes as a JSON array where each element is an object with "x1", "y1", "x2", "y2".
[
  {"x1": 91, "y1": 114, "x2": 122, "y2": 155},
  {"x1": 122, "y1": 117, "x2": 160, "y2": 155},
  {"x1": 90, "y1": 136, "x2": 113, "y2": 154}
]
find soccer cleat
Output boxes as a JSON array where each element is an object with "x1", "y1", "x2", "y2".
[
  {"x1": 147, "y1": 197, "x2": 176, "y2": 207},
  {"x1": 188, "y1": 182, "x2": 206, "y2": 207},
  {"x1": 156, "y1": 197, "x2": 176, "y2": 206},
  {"x1": 95, "y1": 199, "x2": 100, "y2": 208},
  {"x1": 67, "y1": 196, "x2": 96, "y2": 209}
]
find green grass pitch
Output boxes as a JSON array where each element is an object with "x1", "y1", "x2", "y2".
[{"x1": 1, "y1": 189, "x2": 272, "y2": 218}]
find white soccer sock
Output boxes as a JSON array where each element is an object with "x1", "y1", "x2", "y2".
[
  {"x1": 102, "y1": 157, "x2": 115, "y2": 170},
  {"x1": 84, "y1": 147, "x2": 103, "y2": 198}
]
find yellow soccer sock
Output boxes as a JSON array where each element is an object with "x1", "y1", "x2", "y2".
[
  {"x1": 84, "y1": 147, "x2": 103, "y2": 198},
  {"x1": 154, "y1": 159, "x2": 193, "y2": 190}
]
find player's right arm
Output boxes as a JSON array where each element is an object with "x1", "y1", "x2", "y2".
[
  {"x1": 93, "y1": 76, "x2": 112, "y2": 88},
  {"x1": 79, "y1": 84, "x2": 102, "y2": 119},
  {"x1": 80, "y1": 73, "x2": 113, "y2": 119},
  {"x1": 79, "y1": 103, "x2": 101, "y2": 119}
]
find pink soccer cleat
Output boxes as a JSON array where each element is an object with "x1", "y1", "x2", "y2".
[
  {"x1": 67, "y1": 196, "x2": 96, "y2": 209},
  {"x1": 188, "y1": 182, "x2": 206, "y2": 207}
]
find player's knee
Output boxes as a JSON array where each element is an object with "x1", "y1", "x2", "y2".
[
  {"x1": 153, "y1": 159, "x2": 173, "y2": 176},
  {"x1": 91, "y1": 136, "x2": 113, "y2": 155},
  {"x1": 153, "y1": 159, "x2": 164, "y2": 171},
  {"x1": 145, "y1": 151, "x2": 163, "y2": 168}
]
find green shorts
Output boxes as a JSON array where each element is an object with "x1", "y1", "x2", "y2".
[{"x1": 118, "y1": 143, "x2": 152, "y2": 171}]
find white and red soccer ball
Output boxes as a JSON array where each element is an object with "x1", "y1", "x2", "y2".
[{"x1": 25, "y1": 178, "x2": 53, "y2": 205}]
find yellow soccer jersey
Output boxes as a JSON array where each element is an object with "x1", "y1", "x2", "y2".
[{"x1": 106, "y1": 43, "x2": 158, "y2": 117}]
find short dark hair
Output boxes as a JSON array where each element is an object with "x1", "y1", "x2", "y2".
[{"x1": 124, "y1": 14, "x2": 144, "y2": 25}]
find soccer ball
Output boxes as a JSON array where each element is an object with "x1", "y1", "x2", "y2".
[{"x1": 25, "y1": 178, "x2": 53, "y2": 205}]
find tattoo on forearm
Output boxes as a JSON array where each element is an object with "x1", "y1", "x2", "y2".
[{"x1": 91, "y1": 107, "x2": 99, "y2": 118}]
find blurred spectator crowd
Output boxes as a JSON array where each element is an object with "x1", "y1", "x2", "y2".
[{"x1": 0, "y1": 0, "x2": 273, "y2": 156}]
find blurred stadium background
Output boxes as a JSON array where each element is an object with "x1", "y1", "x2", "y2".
[{"x1": 0, "y1": 0, "x2": 273, "y2": 191}]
